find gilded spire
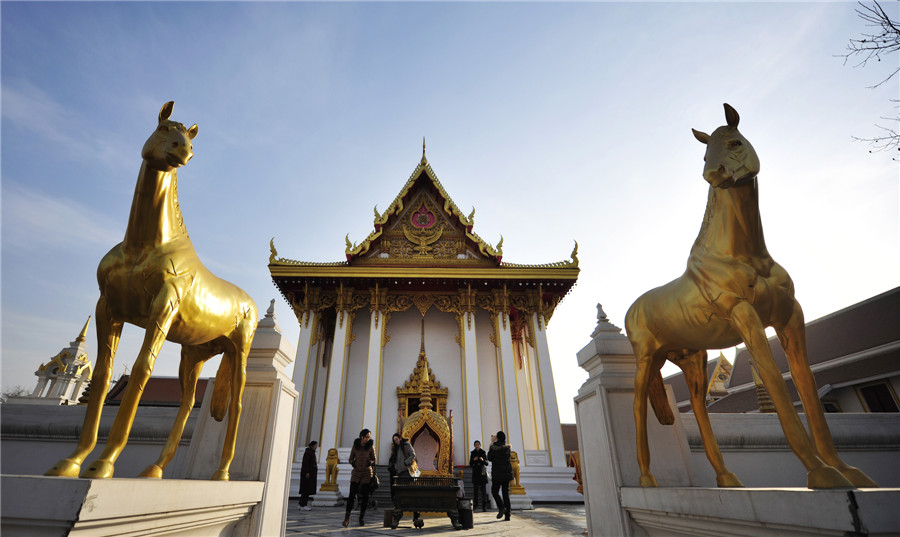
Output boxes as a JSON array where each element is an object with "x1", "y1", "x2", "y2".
[
  {"x1": 418, "y1": 318, "x2": 433, "y2": 411},
  {"x1": 76, "y1": 316, "x2": 91, "y2": 343},
  {"x1": 421, "y1": 136, "x2": 427, "y2": 165}
]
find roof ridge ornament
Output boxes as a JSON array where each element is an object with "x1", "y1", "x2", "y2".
[{"x1": 421, "y1": 136, "x2": 427, "y2": 165}]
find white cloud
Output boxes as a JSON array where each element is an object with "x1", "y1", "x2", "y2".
[{"x1": 2, "y1": 181, "x2": 123, "y2": 251}]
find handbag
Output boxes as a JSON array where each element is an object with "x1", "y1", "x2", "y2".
[
  {"x1": 410, "y1": 459, "x2": 421, "y2": 478},
  {"x1": 370, "y1": 471, "x2": 380, "y2": 490}
]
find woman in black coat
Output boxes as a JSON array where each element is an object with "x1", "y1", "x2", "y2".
[
  {"x1": 487, "y1": 431, "x2": 512, "y2": 521},
  {"x1": 298, "y1": 441, "x2": 318, "y2": 510}
]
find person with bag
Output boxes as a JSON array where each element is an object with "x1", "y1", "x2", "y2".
[
  {"x1": 488, "y1": 431, "x2": 512, "y2": 521},
  {"x1": 469, "y1": 440, "x2": 490, "y2": 512},
  {"x1": 389, "y1": 433, "x2": 421, "y2": 529},
  {"x1": 298, "y1": 440, "x2": 318, "y2": 511},
  {"x1": 343, "y1": 429, "x2": 376, "y2": 528}
]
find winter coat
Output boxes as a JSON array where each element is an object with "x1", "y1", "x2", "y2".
[
  {"x1": 389, "y1": 440, "x2": 416, "y2": 476},
  {"x1": 348, "y1": 438, "x2": 376, "y2": 484},
  {"x1": 298, "y1": 447, "x2": 318, "y2": 496},
  {"x1": 469, "y1": 448, "x2": 488, "y2": 483},
  {"x1": 487, "y1": 441, "x2": 512, "y2": 483}
]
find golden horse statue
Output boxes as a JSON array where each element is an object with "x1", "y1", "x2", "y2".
[
  {"x1": 625, "y1": 104, "x2": 876, "y2": 490},
  {"x1": 46, "y1": 102, "x2": 258, "y2": 480}
]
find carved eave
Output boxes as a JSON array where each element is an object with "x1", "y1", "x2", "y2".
[
  {"x1": 268, "y1": 152, "x2": 580, "y2": 319},
  {"x1": 343, "y1": 157, "x2": 502, "y2": 264}
]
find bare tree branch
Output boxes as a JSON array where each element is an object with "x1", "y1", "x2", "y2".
[{"x1": 839, "y1": 1, "x2": 900, "y2": 156}]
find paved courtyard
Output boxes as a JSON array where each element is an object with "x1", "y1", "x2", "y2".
[{"x1": 285, "y1": 503, "x2": 587, "y2": 536}]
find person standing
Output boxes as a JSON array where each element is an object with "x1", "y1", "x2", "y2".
[
  {"x1": 469, "y1": 440, "x2": 489, "y2": 512},
  {"x1": 389, "y1": 433, "x2": 420, "y2": 530},
  {"x1": 487, "y1": 431, "x2": 512, "y2": 521},
  {"x1": 298, "y1": 440, "x2": 318, "y2": 511},
  {"x1": 343, "y1": 429, "x2": 376, "y2": 528}
]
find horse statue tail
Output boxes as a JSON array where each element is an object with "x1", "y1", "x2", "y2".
[
  {"x1": 210, "y1": 354, "x2": 233, "y2": 421},
  {"x1": 648, "y1": 370, "x2": 675, "y2": 425}
]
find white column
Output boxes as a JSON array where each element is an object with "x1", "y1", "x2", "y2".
[
  {"x1": 31, "y1": 376, "x2": 49, "y2": 397},
  {"x1": 361, "y1": 309, "x2": 384, "y2": 453},
  {"x1": 318, "y1": 308, "x2": 350, "y2": 464},
  {"x1": 461, "y1": 310, "x2": 482, "y2": 452},
  {"x1": 292, "y1": 308, "x2": 318, "y2": 461},
  {"x1": 496, "y1": 312, "x2": 525, "y2": 455},
  {"x1": 531, "y1": 313, "x2": 566, "y2": 468}
]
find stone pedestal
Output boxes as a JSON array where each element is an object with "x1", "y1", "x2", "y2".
[
  {"x1": 574, "y1": 306, "x2": 694, "y2": 537},
  {"x1": 0, "y1": 475, "x2": 263, "y2": 537},
  {"x1": 312, "y1": 488, "x2": 345, "y2": 507},
  {"x1": 182, "y1": 300, "x2": 298, "y2": 537},
  {"x1": 620, "y1": 487, "x2": 900, "y2": 537}
]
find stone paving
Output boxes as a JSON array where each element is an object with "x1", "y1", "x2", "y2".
[{"x1": 285, "y1": 502, "x2": 587, "y2": 536}]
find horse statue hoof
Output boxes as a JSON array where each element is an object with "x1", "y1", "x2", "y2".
[
  {"x1": 838, "y1": 466, "x2": 877, "y2": 488},
  {"x1": 212, "y1": 469, "x2": 230, "y2": 481},
  {"x1": 139, "y1": 464, "x2": 164, "y2": 478},
  {"x1": 81, "y1": 460, "x2": 115, "y2": 479},
  {"x1": 716, "y1": 472, "x2": 744, "y2": 487},
  {"x1": 807, "y1": 466, "x2": 853, "y2": 489},
  {"x1": 45, "y1": 458, "x2": 81, "y2": 478},
  {"x1": 639, "y1": 474, "x2": 659, "y2": 487}
]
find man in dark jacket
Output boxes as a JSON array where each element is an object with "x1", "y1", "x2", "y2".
[
  {"x1": 298, "y1": 441, "x2": 318, "y2": 510},
  {"x1": 487, "y1": 431, "x2": 512, "y2": 521},
  {"x1": 469, "y1": 440, "x2": 489, "y2": 511}
]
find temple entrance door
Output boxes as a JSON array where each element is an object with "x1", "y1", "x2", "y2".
[{"x1": 411, "y1": 426, "x2": 440, "y2": 472}]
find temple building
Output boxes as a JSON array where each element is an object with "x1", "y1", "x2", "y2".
[
  {"x1": 269, "y1": 147, "x2": 579, "y2": 499},
  {"x1": 8, "y1": 317, "x2": 93, "y2": 406}
]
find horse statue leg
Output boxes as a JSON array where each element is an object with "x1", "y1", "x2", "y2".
[
  {"x1": 46, "y1": 297, "x2": 123, "y2": 477},
  {"x1": 82, "y1": 291, "x2": 179, "y2": 478},
  {"x1": 730, "y1": 302, "x2": 851, "y2": 489},
  {"x1": 139, "y1": 343, "x2": 216, "y2": 478},
  {"x1": 776, "y1": 302, "x2": 877, "y2": 488},
  {"x1": 210, "y1": 342, "x2": 249, "y2": 481},
  {"x1": 633, "y1": 353, "x2": 662, "y2": 487},
  {"x1": 677, "y1": 350, "x2": 743, "y2": 487}
]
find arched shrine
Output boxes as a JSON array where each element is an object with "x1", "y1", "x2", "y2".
[{"x1": 268, "y1": 147, "x2": 579, "y2": 491}]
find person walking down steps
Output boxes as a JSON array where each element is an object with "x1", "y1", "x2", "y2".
[
  {"x1": 298, "y1": 441, "x2": 318, "y2": 511},
  {"x1": 488, "y1": 431, "x2": 512, "y2": 522},
  {"x1": 343, "y1": 429, "x2": 376, "y2": 528},
  {"x1": 469, "y1": 440, "x2": 490, "y2": 512}
]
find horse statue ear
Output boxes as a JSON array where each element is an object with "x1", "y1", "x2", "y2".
[
  {"x1": 159, "y1": 101, "x2": 175, "y2": 123},
  {"x1": 187, "y1": 124, "x2": 198, "y2": 140},
  {"x1": 692, "y1": 128, "x2": 710, "y2": 144},
  {"x1": 724, "y1": 103, "x2": 739, "y2": 128}
]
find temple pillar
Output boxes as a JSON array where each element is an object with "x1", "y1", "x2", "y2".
[
  {"x1": 496, "y1": 308, "x2": 526, "y2": 456},
  {"x1": 460, "y1": 308, "x2": 482, "y2": 452},
  {"x1": 31, "y1": 376, "x2": 49, "y2": 397},
  {"x1": 361, "y1": 308, "x2": 385, "y2": 449},
  {"x1": 319, "y1": 305, "x2": 351, "y2": 465},
  {"x1": 291, "y1": 307, "x2": 319, "y2": 461},
  {"x1": 531, "y1": 312, "x2": 566, "y2": 468}
]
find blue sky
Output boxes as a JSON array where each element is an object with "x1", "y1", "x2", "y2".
[{"x1": 2, "y1": 2, "x2": 897, "y2": 422}]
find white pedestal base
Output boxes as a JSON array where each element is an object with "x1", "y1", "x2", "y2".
[
  {"x1": 508, "y1": 493, "x2": 534, "y2": 510},
  {"x1": 0, "y1": 475, "x2": 264, "y2": 537},
  {"x1": 312, "y1": 488, "x2": 344, "y2": 507},
  {"x1": 621, "y1": 487, "x2": 900, "y2": 537}
]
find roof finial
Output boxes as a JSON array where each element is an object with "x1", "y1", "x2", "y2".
[
  {"x1": 421, "y1": 136, "x2": 427, "y2": 165},
  {"x1": 76, "y1": 316, "x2": 92, "y2": 343},
  {"x1": 420, "y1": 317, "x2": 426, "y2": 355}
]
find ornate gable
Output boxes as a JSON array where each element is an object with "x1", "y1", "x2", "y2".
[{"x1": 344, "y1": 148, "x2": 502, "y2": 266}]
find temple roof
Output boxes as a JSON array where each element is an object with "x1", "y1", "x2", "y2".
[{"x1": 269, "y1": 148, "x2": 579, "y2": 299}]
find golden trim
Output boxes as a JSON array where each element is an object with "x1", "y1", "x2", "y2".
[{"x1": 271, "y1": 264, "x2": 578, "y2": 280}]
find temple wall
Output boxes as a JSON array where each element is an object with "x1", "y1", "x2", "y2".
[
  {"x1": 339, "y1": 312, "x2": 370, "y2": 447},
  {"x1": 475, "y1": 312, "x2": 502, "y2": 447}
]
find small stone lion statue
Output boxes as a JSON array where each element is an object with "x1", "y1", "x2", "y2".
[
  {"x1": 325, "y1": 448, "x2": 339, "y2": 485},
  {"x1": 510, "y1": 450, "x2": 527, "y2": 494}
]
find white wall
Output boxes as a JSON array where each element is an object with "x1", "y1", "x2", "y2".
[{"x1": 475, "y1": 312, "x2": 502, "y2": 445}]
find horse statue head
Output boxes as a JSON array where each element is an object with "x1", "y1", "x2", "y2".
[{"x1": 692, "y1": 103, "x2": 760, "y2": 188}]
